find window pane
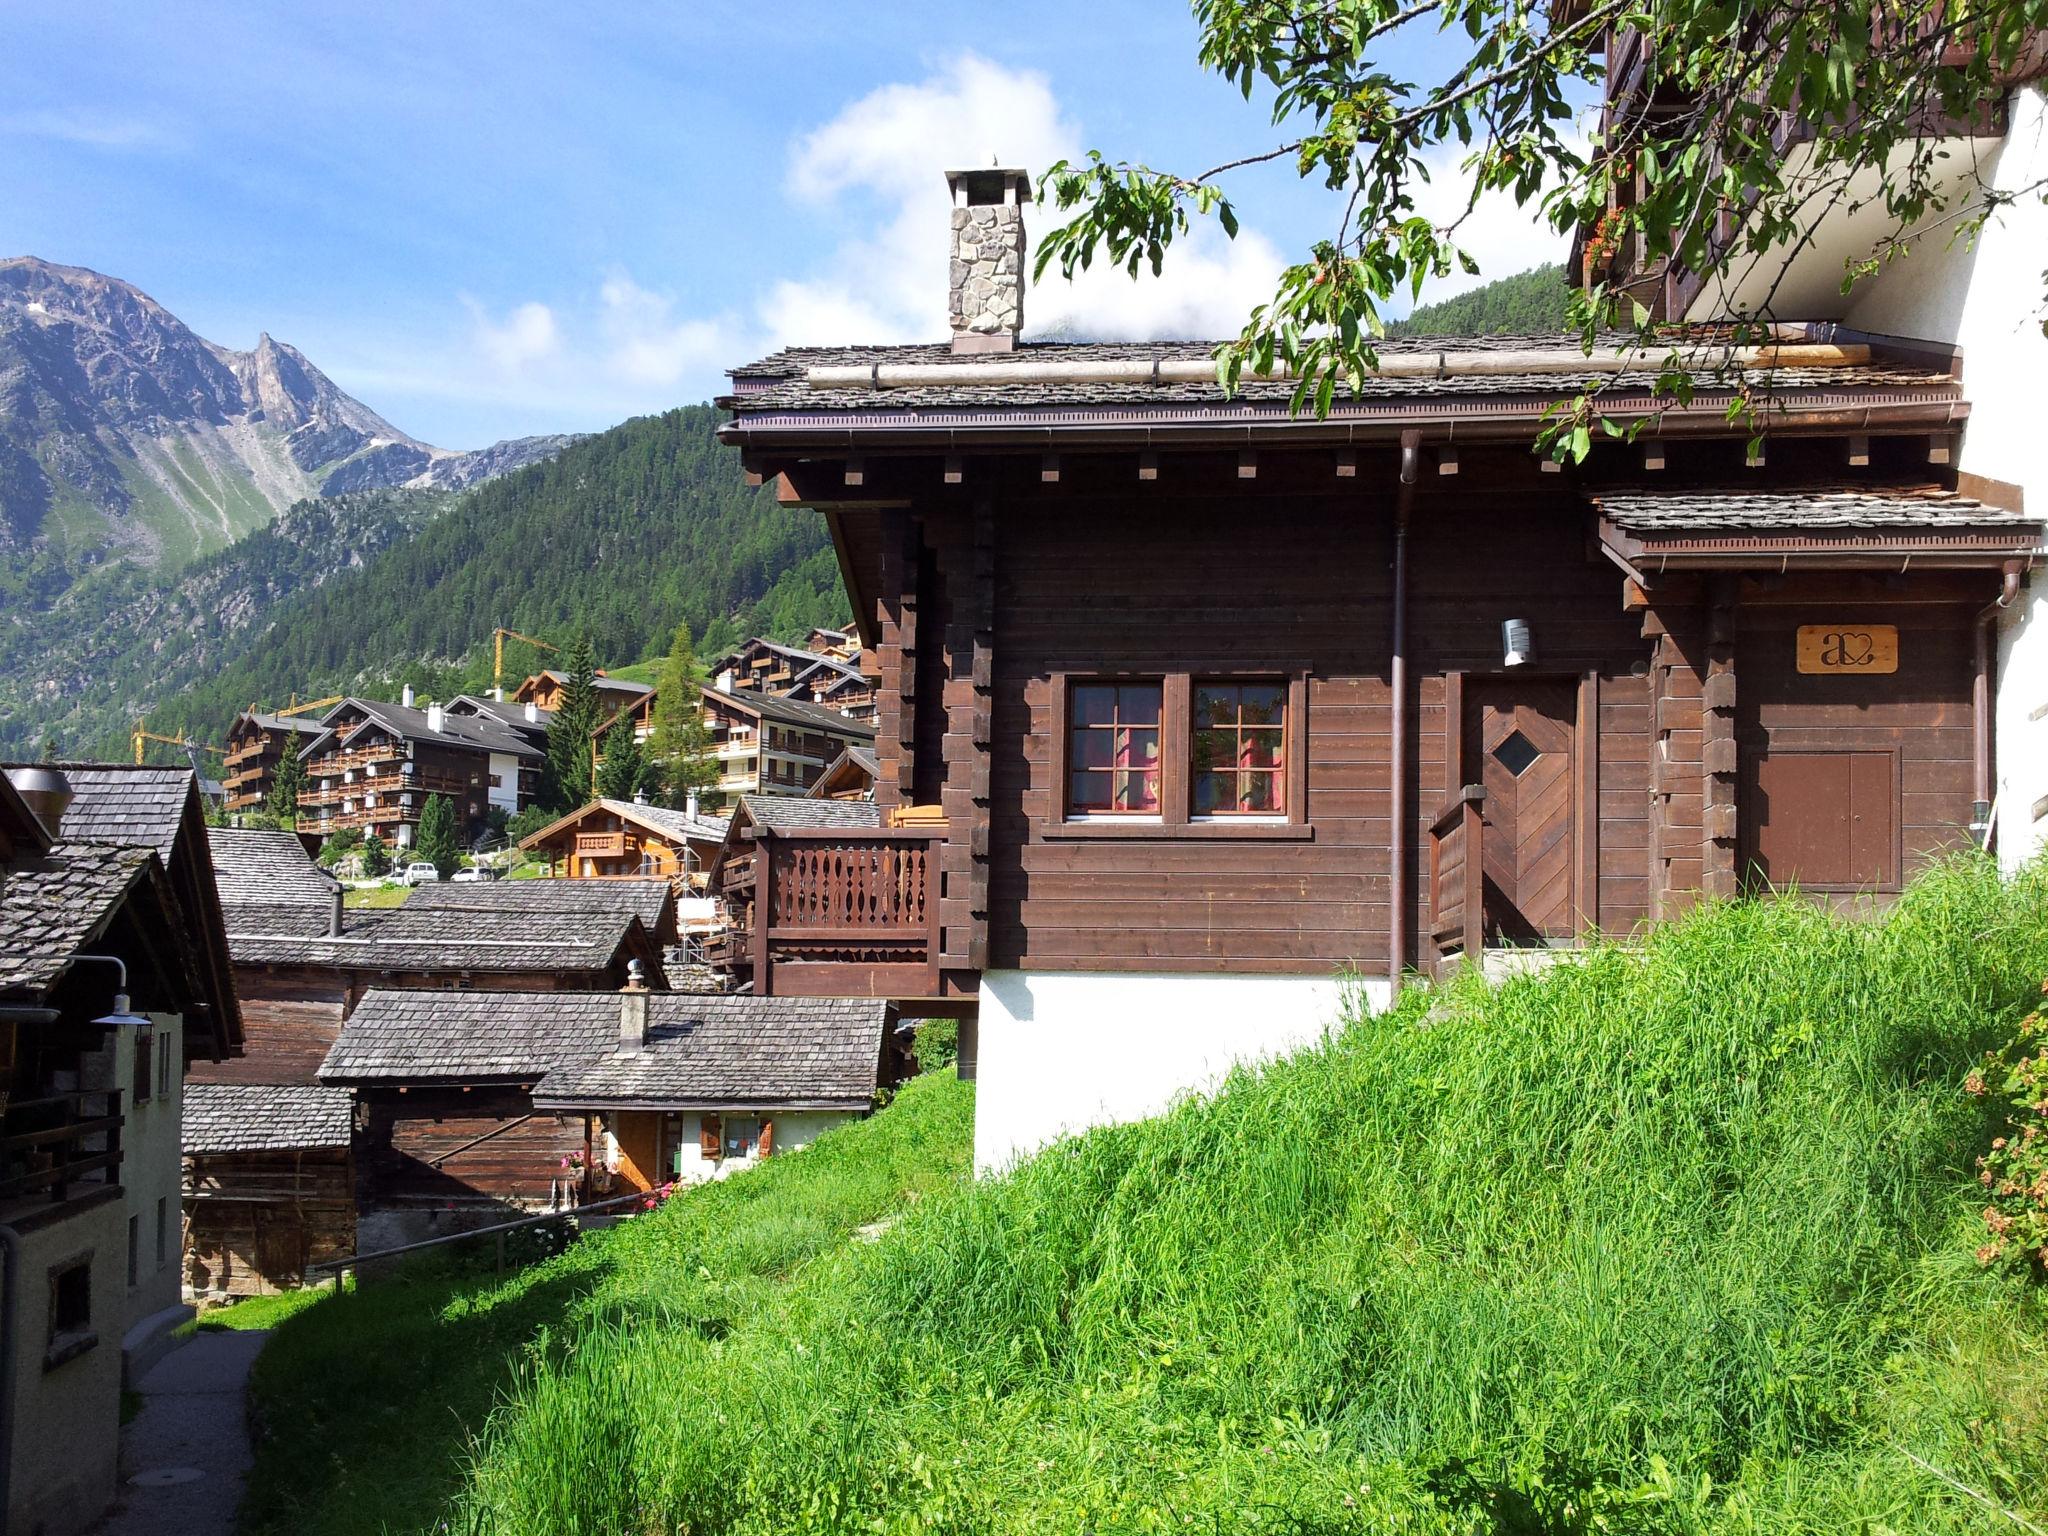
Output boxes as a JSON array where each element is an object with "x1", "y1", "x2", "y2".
[
  {"x1": 1191, "y1": 680, "x2": 1287, "y2": 814},
  {"x1": 1118, "y1": 685, "x2": 1162, "y2": 725},
  {"x1": 1193, "y1": 686, "x2": 1235, "y2": 730},
  {"x1": 1070, "y1": 771, "x2": 1112, "y2": 811},
  {"x1": 1243, "y1": 728, "x2": 1284, "y2": 769},
  {"x1": 1073, "y1": 685, "x2": 1116, "y2": 727},
  {"x1": 1244, "y1": 771, "x2": 1282, "y2": 813},
  {"x1": 1116, "y1": 769, "x2": 1160, "y2": 812},
  {"x1": 1070, "y1": 730, "x2": 1113, "y2": 769},
  {"x1": 1194, "y1": 772, "x2": 1228, "y2": 815},
  {"x1": 1239, "y1": 686, "x2": 1285, "y2": 725}
]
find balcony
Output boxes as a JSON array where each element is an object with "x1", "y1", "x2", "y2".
[
  {"x1": 575, "y1": 832, "x2": 630, "y2": 858},
  {"x1": 718, "y1": 828, "x2": 942, "y2": 998},
  {"x1": 0, "y1": 1089, "x2": 122, "y2": 1217}
]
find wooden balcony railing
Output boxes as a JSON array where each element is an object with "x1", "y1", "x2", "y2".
[
  {"x1": 575, "y1": 832, "x2": 629, "y2": 858},
  {"x1": 723, "y1": 828, "x2": 941, "y2": 998},
  {"x1": 0, "y1": 1090, "x2": 123, "y2": 1209},
  {"x1": 1427, "y1": 785, "x2": 1486, "y2": 975}
]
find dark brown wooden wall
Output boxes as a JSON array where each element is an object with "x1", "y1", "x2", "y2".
[
  {"x1": 184, "y1": 1148, "x2": 355, "y2": 1297},
  {"x1": 357, "y1": 1086, "x2": 586, "y2": 1208},
  {"x1": 190, "y1": 967, "x2": 350, "y2": 1086},
  {"x1": 846, "y1": 458, "x2": 1991, "y2": 979}
]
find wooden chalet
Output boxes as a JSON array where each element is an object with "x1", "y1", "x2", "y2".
[
  {"x1": 1, "y1": 764, "x2": 237, "y2": 1536},
  {"x1": 182, "y1": 1083, "x2": 353, "y2": 1298},
  {"x1": 296, "y1": 692, "x2": 543, "y2": 847},
  {"x1": 223, "y1": 710, "x2": 326, "y2": 814},
  {"x1": 713, "y1": 163, "x2": 2046, "y2": 1171},
  {"x1": 531, "y1": 990, "x2": 897, "y2": 1190},
  {"x1": 198, "y1": 869, "x2": 674, "y2": 1252},
  {"x1": 517, "y1": 797, "x2": 730, "y2": 890},
  {"x1": 512, "y1": 668, "x2": 654, "y2": 717},
  {"x1": 702, "y1": 685, "x2": 877, "y2": 803},
  {"x1": 809, "y1": 745, "x2": 879, "y2": 801},
  {"x1": 710, "y1": 637, "x2": 880, "y2": 722}
]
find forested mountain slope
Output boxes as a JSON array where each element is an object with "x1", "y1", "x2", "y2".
[
  {"x1": 4, "y1": 405, "x2": 847, "y2": 758},
  {"x1": 1390, "y1": 264, "x2": 1574, "y2": 336}
]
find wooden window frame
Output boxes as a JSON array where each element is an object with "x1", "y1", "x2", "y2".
[{"x1": 1045, "y1": 671, "x2": 1312, "y2": 841}]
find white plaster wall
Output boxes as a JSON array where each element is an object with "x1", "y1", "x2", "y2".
[
  {"x1": 81, "y1": 1014, "x2": 185, "y2": 1339},
  {"x1": 2, "y1": 1199, "x2": 126, "y2": 1536},
  {"x1": 635, "y1": 1110, "x2": 856, "y2": 1186},
  {"x1": 972, "y1": 969, "x2": 1387, "y2": 1175},
  {"x1": 487, "y1": 752, "x2": 521, "y2": 816},
  {"x1": 1844, "y1": 86, "x2": 2048, "y2": 866}
]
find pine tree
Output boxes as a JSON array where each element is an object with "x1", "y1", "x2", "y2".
[
  {"x1": 595, "y1": 724, "x2": 645, "y2": 802},
  {"x1": 646, "y1": 621, "x2": 716, "y2": 809},
  {"x1": 267, "y1": 736, "x2": 305, "y2": 826},
  {"x1": 361, "y1": 832, "x2": 390, "y2": 878},
  {"x1": 543, "y1": 634, "x2": 602, "y2": 810},
  {"x1": 417, "y1": 794, "x2": 459, "y2": 879}
]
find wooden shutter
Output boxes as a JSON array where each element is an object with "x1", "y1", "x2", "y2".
[
  {"x1": 758, "y1": 1119, "x2": 775, "y2": 1158},
  {"x1": 699, "y1": 1115, "x2": 722, "y2": 1160}
]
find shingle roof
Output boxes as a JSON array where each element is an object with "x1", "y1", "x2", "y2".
[
  {"x1": 237, "y1": 712, "x2": 328, "y2": 737},
  {"x1": 724, "y1": 337, "x2": 1958, "y2": 413},
  {"x1": 594, "y1": 799, "x2": 730, "y2": 844},
  {"x1": 740, "y1": 795, "x2": 885, "y2": 832},
  {"x1": 19, "y1": 765, "x2": 196, "y2": 861},
  {"x1": 208, "y1": 828, "x2": 341, "y2": 937},
  {"x1": 0, "y1": 843, "x2": 157, "y2": 995},
  {"x1": 301, "y1": 698, "x2": 542, "y2": 761},
  {"x1": 183, "y1": 1083, "x2": 353, "y2": 1154},
  {"x1": 228, "y1": 907, "x2": 648, "y2": 974},
  {"x1": 705, "y1": 686, "x2": 877, "y2": 737},
  {"x1": 403, "y1": 875, "x2": 676, "y2": 934},
  {"x1": 1595, "y1": 485, "x2": 2040, "y2": 533},
  {"x1": 320, "y1": 988, "x2": 626, "y2": 1082}
]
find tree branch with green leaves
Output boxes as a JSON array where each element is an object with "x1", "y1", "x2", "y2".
[{"x1": 1035, "y1": 0, "x2": 2048, "y2": 454}]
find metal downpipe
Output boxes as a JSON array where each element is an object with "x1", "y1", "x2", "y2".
[{"x1": 1388, "y1": 431, "x2": 1421, "y2": 1000}]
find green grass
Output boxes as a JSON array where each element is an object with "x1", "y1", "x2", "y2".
[
  {"x1": 239, "y1": 1073, "x2": 973, "y2": 1536},
  {"x1": 600, "y1": 656, "x2": 666, "y2": 687},
  {"x1": 190, "y1": 1285, "x2": 339, "y2": 1334},
  {"x1": 247, "y1": 858, "x2": 2048, "y2": 1534},
  {"x1": 341, "y1": 883, "x2": 409, "y2": 909}
]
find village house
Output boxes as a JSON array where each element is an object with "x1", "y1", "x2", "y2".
[
  {"x1": 714, "y1": 159, "x2": 2047, "y2": 1173},
  {"x1": 808, "y1": 745, "x2": 879, "y2": 802},
  {"x1": 702, "y1": 686, "x2": 877, "y2": 803},
  {"x1": 0, "y1": 764, "x2": 238, "y2": 1536},
  {"x1": 221, "y1": 709, "x2": 327, "y2": 814},
  {"x1": 323, "y1": 983, "x2": 896, "y2": 1199},
  {"x1": 711, "y1": 638, "x2": 882, "y2": 723},
  {"x1": 296, "y1": 690, "x2": 543, "y2": 848},
  {"x1": 192, "y1": 862, "x2": 674, "y2": 1258},
  {"x1": 510, "y1": 668, "x2": 653, "y2": 718},
  {"x1": 516, "y1": 797, "x2": 729, "y2": 890}
]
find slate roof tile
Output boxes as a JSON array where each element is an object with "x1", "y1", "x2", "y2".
[
  {"x1": 0, "y1": 842, "x2": 156, "y2": 994},
  {"x1": 1595, "y1": 485, "x2": 2040, "y2": 533},
  {"x1": 320, "y1": 988, "x2": 627, "y2": 1081},
  {"x1": 208, "y1": 827, "x2": 341, "y2": 938},
  {"x1": 740, "y1": 795, "x2": 884, "y2": 833},
  {"x1": 183, "y1": 1083, "x2": 353, "y2": 1154},
  {"x1": 706, "y1": 686, "x2": 877, "y2": 738}
]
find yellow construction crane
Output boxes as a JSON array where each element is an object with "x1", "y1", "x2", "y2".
[
  {"x1": 275, "y1": 694, "x2": 344, "y2": 718},
  {"x1": 493, "y1": 628, "x2": 559, "y2": 696},
  {"x1": 132, "y1": 725, "x2": 225, "y2": 766}
]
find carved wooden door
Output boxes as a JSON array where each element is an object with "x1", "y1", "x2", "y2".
[{"x1": 1466, "y1": 681, "x2": 1578, "y2": 943}]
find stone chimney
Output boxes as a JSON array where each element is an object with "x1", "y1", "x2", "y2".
[
  {"x1": 618, "y1": 959, "x2": 650, "y2": 1053},
  {"x1": 946, "y1": 165, "x2": 1032, "y2": 354}
]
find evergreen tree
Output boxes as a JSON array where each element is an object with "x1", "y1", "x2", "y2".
[
  {"x1": 646, "y1": 621, "x2": 716, "y2": 808},
  {"x1": 595, "y1": 724, "x2": 645, "y2": 802},
  {"x1": 543, "y1": 635, "x2": 602, "y2": 810},
  {"x1": 361, "y1": 832, "x2": 390, "y2": 878},
  {"x1": 416, "y1": 794, "x2": 459, "y2": 879},
  {"x1": 267, "y1": 738, "x2": 305, "y2": 825}
]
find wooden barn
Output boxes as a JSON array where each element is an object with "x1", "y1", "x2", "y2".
[
  {"x1": 713, "y1": 164, "x2": 2045, "y2": 1172},
  {"x1": 182, "y1": 1083, "x2": 353, "y2": 1298}
]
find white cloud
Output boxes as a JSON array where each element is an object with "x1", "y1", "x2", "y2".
[
  {"x1": 465, "y1": 297, "x2": 561, "y2": 371},
  {"x1": 596, "y1": 273, "x2": 739, "y2": 387},
  {"x1": 1400, "y1": 139, "x2": 1580, "y2": 311},
  {"x1": 0, "y1": 108, "x2": 176, "y2": 150}
]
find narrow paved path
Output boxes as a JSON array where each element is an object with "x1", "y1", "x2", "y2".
[{"x1": 93, "y1": 1329, "x2": 270, "y2": 1536}]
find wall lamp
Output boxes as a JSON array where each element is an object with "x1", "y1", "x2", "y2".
[
  {"x1": 1502, "y1": 619, "x2": 1534, "y2": 668},
  {"x1": 69, "y1": 955, "x2": 151, "y2": 1028}
]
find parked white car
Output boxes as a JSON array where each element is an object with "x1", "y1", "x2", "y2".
[
  {"x1": 450, "y1": 866, "x2": 497, "y2": 883},
  {"x1": 401, "y1": 861, "x2": 442, "y2": 886}
]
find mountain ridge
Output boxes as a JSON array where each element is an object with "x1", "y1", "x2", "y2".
[{"x1": 0, "y1": 255, "x2": 571, "y2": 568}]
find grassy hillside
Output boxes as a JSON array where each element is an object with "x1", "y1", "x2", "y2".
[
  {"x1": 7, "y1": 405, "x2": 848, "y2": 758},
  {"x1": 244, "y1": 859, "x2": 2048, "y2": 1534},
  {"x1": 1391, "y1": 263, "x2": 1575, "y2": 336}
]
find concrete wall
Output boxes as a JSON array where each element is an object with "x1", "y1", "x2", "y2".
[
  {"x1": 82, "y1": 1014, "x2": 186, "y2": 1357},
  {"x1": 487, "y1": 752, "x2": 521, "y2": 817},
  {"x1": 1843, "y1": 85, "x2": 2048, "y2": 867},
  {"x1": 1, "y1": 1196, "x2": 127, "y2": 1536},
  {"x1": 971, "y1": 970, "x2": 1387, "y2": 1174}
]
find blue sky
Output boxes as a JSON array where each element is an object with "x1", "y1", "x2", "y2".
[{"x1": 0, "y1": 2, "x2": 1566, "y2": 448}]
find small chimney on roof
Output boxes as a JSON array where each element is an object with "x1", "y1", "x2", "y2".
[
  {"x1": 685, "y1": 790, "x2": 700, "y2": 822},
  {"x1": 6, "y1": 764, "x2": 73, "y2": 838},
  {"x1": 426, "y1": 703, "x2": 445, "y2": 734},
  {"x1": 946, "y1": 163, "x2": 1031, "y2": 354},
  {"x1": 523, "y1": 702, "x2": 539, "y2": 724},
  {"x1": 618, "y1": 958, "x2": 650, "y2": 1052},
  {"x1": 401, "y1": 684, "x2": 416, "y2": 708}
]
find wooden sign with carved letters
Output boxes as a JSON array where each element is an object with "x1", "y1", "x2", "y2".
[{"x1": 1795, "y1": 623, "x2": 1899, "y2": 675}]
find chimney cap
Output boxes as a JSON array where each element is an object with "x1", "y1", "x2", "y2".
[
  {"x1": 945, "y1": 166, "x2": 1032, "y2": 207},
  {"x1": 6, "y1": 763, "x2": 73, "y2": 838}
]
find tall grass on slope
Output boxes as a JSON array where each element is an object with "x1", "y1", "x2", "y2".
[{"x1": 455, "y1": 857, "x2": 2048, "y2": 1534}]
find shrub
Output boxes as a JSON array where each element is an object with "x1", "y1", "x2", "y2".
[
  {"x1": 911, "y1": 1016, "x2": 957, "y2": 1072},
  {"x1": 1969, "y1": 980, "x2": 2048, "y2": 1273}
]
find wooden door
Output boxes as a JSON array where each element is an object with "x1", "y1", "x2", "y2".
[{"x1": 1466, "y1": 680, "x2": 1578, "y2": 943}]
